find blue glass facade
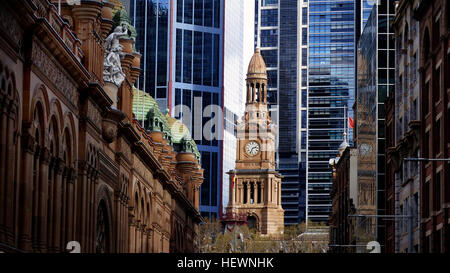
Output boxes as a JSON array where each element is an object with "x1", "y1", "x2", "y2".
[
  {"x1": 131, "y1": 0, "x2": 170, "y2": 112},
  {"x1": 356, "y1": 0, "x2": 396, "y2": 245},
  {"x1": 255, "y1": 0, "x2": 306, "y2": 225},
  {"x1": 306, "y1": 0, "x2": 356, "y2": 223},
  {"x1": 130, "y1": 0, "x2": 224, "y2": 220}
]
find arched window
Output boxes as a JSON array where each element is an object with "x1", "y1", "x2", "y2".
[
  {"x1": 255, "y1": 83, "x2": 260, "y2": 102},
  {"x1": 96, "y1": 200, "x2": 110, "y2": 253},
  {"x1": 247, "y1": 215, "x2": 257, "y2": 230},
  {"x1": 63, "y1": 129, "x2": 71, "y2": 167},
  {"x1": 135, "y1": 193, "x2": 139, "y2": 216},
  {"x1": 261, "y1": 84, "x2": 265, "y2": 103}
]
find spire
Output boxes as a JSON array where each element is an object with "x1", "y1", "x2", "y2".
[
  {"x1": 247, "y1": 48, "x2": 267, "y2": 77},
  {"x1": 246, "y1": 48, "x2": 268, "y2": 104}
]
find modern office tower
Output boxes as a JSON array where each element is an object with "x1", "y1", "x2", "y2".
[
  {"x1": 222, "y1": 0, "x2": 255, "y2": 211},
  {"x1": 129, "y1": 0, "x2": 224, "y2": 219},
  {"x1": 356, "y1": 0, "x2": 396, "y2": 251},
  {"x1": 385, "y1": 0, "x2": 421, "y2": 253},
  {"x1": 356, "y1": 0, "x2": 378, "y2": 36},
  {"x1": 254, "y1": 0, "x2": 306, "y2": 225},
  {"x1": 305, "y1": 0, "x2": 357, "y2": 223}
]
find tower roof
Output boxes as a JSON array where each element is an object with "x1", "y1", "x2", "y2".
[{"x1": 247, "y1": 48, "x2": 267, "y2": 78}]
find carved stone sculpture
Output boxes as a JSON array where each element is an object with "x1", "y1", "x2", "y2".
[{"x1": 103, "y1": 25, "x2": 128, "y2": 87}]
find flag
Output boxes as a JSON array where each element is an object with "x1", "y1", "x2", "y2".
[
  {"x1": 231, "y1": 174, "x2": 236, "y2": 188},
  {"x1": 348, "y1": 117, "x2": 354, "y2": 129}
]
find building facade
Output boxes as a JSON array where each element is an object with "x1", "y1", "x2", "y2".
[
  {"x1": 329, "y1": 146, "x2": 358, "y2": 253},
  {"x1": 414, "y1": 0, "x2": 450, "y2": 253},
  {"x1": 385, "y1": 0, "x2": 421, "y2": 253},
  {"x1": 129, "y1": 0, "x2": 224, "y2": 220},
  {"x1": 355, "y1": 1, "x2": 396, "y2": 251},
  {"x1": 224, "y1": 48, "x2": 284, "y2": 235},
  {"x1": 306, "y1": 0, "x2": 357, "y2": 223},
  {"x1": 0, "y1": 0, "x2": 202, "y2": 253}
]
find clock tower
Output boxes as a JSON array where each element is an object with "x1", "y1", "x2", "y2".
[{"x1": 224, "y1": 48, "x2": 284, "y2": 235}]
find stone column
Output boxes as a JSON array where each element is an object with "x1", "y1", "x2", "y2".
[
  {"x1": 47, "y1": 159, "x2": 55, "y2": 250},
  {"x1": 147, "y1": 228, "x2": 152, "y2": 253},
  {"x1": 89, "y1": 171, "x2": 97, "y2": 252},
  {"x1": 122, "y1": 196, "x2": 128, "y2": 252},
  {"x1": 239, "y1": 184, "x2": 244, "y2": 204},
  {"x1": 114, "y1": 190, "x2": 121, "y2": 252},
  {"x1": 38, "y1": 148, "x2": 50, "y2": 251},
  {"x1": 261, "y1": 183, "x2": 265, "y2": 204},
  {"x1": 0, "y1": 110, "x2": 7, "y2": 224},
  {"x1": 231, "y1": 178, "x2": 236, "y2": 205},
  {"x1": 60, "y1": 167, "x2": 68, "y2": 250},
  {"x1": 66, "y1": 169, "x2": 75, "y2": 243},
  {"x1": 52, "y1": 159, "x2": 63, "y2": 252},
  {"x1": 135, "y1": 220, "x2": 140, "y2": 253},
  {"x1": 18, "y1": 132, "x2": 35, "y2": 251},
  {"x1": 85, "y1": 168, "x2": 92, "y2": 252},
  {"x1": 269, "y1": 178, "x2": 272, "y2": 203},
  {"x1": 129, "y1": 209, "x2": 135, "y2": 253},
  {"x1": 4, "y1": 111, "x2": 17, "y2": 245},
  {"x1": 31, "y1": 148, "x2": 40, "y2": 248},
  {"x1": 246, "y1": 181, "x2": 251, "y2": 204},
  {"x1": 278, "y1": 181, "x2": 281, "y2": 207},
  {"x1": 76, "y1": 163, "x2": 87, "y2": 252}
]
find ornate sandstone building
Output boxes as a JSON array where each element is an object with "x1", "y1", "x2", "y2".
[
  {"x1": 223, "y1": 49, "x2": 284, "y2": 236},
  {"x1": 0, "y1": 0, "x2": 203, "y2": 253}
]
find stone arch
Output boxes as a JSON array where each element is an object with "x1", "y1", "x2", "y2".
[
  {"x1": 49, "y1": 99, "x2": 64, "y2": 135},
  {"x1": 247, "y1": 213, "x2": 259, "y2": 231},
  {"x1": 96, "y1": 199, "x2": 111, "y2": 253},
  {"x1": 33, "y1": 101, "x2": 46, "y2": 147},
  {"x1": 96, "y1": 184, "x2": 114, "y2": 253},
  {"x1": 30, "y1": 84, "x2": 50, "y2": 125},
  {"x1": 134, "y1": 190, "x2": 140, "y2": 218},
  {"x1": 48, "y1": 115, "x2": 60, "y2": 158},
  {"x1": 63, "y1": 112, "x2": 77, "y2": 167},
  {"x1": 62, "y1": 128, "x2": 73, "y2": 167}
]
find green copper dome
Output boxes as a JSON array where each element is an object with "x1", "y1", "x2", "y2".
[
  {"x1": 166, "y1": 115, "x2": 201, "y2": 162},
  {"x1": 132, "y1": 88, "x2": 201, "y2": 163}
]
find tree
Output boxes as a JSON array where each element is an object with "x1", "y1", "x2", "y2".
[{"x1": 198, "y1": 218, "x2": 329, "y2": 253}]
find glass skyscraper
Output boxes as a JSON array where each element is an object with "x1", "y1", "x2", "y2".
[
  {"x1": 356, "y1": 0, "x2": 396, "y2": 248},
  {"x1": 306, "y1": 0, "x2": 356, "y2": 223},
  {"x1": 254, "y1": 0, "x2": 306, "y2": 225},
  {"x1": 129, "y1": 0, "x2": 224, "y2": 219},
  {"x1": 254, "y1": 0, "x2": 378, "y2": 224},
  {"x1": 222, "y1": 0, "x2": 255, "y2": 211}
]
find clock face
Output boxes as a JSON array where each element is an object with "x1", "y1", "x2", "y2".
[{"x1": 245, "y1": 141, "x2": 260, "y2": 156}]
